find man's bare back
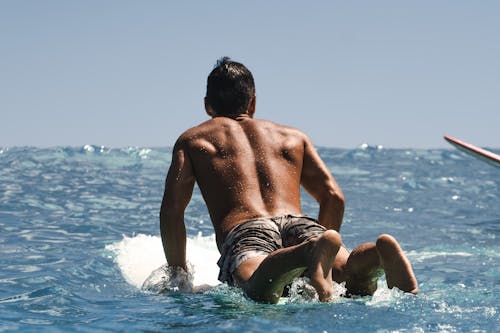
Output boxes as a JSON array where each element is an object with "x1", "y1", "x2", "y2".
[
  {"x1": 160, "y1": 57, "x2": 418, "y2": 303},
  {"x1": 179, "y1": 114, "x2": 336, "y2": 248}
]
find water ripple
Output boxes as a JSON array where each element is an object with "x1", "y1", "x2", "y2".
[{"x1": 0, "y1": 146, "x2": 498, "y2": 332}]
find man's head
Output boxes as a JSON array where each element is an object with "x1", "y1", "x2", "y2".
[{"x1": 205, "y1": 57, "x2": 255, "y2": 117}]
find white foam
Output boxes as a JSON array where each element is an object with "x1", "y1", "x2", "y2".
[
  {"x1": 375, "y1": 327, "x2": 425, "y2": 333},
  {"x1": 284, "y1": 278, "x2": 347, "y2": 304},
  {"x1": 366, "y1": 280, "x2": 406, "y2": 307},
  {"x1": 406, "y1": 250, "x2": 473, "y2": 263},
  {"x1": 105, "y1": 233, "x2": 220, "y2": 289},
  {"x1": 434, "y1": 300, "x2": 497, "y2": 317},
  {"x1": 83, "y1": 144, "x2": 95, "y2": 153}
]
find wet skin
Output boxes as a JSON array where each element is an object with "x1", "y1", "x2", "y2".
[{"x1": 160, "y1": 98, "x2": 417, "y2": 303}]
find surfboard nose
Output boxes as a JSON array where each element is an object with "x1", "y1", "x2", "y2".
[{"x1": 444, "y1": 135, "x2": 500, "y2": 168}]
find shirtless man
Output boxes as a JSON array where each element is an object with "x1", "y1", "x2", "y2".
[{"x1": 160, "y1": 57, "x2": 418, "y2": 303}]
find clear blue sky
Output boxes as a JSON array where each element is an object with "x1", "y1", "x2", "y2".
[{"x1": 1, "y1": 1, "x2": 499, "y2": 148}]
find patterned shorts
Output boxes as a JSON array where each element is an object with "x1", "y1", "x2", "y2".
[{"x1": 217, "y1": 214, "x2": 326, "y2": 285}]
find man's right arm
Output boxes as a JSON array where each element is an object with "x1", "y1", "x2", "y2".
[
  {"x1": 300, "y1": 135, "x2": 345, "y2": 231},
  {"x1": 160, "y1": 138, "x2": 195, "y2": 271}
]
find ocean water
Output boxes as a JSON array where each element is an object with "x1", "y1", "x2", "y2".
[{"x1": 0, "y1": 145, "x2": 498, "y2": 332}]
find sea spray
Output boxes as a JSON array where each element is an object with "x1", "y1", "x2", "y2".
[
  {"x1": 284, "y1": 278, "x2": 347, "y2": 304},
  {"x1": 106, "y1": 233, "x2": 221, "y2": 289},
  {"x1": 105, "y1": 234, "x2": 165, "y2": 288},
  {"x1": 141, "y1": 263, "x2": 194, "y2": 293}
]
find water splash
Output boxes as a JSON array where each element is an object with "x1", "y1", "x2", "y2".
[
  {"x1": 283, "y1": 278, "x2": 347, "y2": 304},
  {"x1": 105, "y1": 233, "x2": 220, "y2": 290},
  {"x1": 141, "y1": 263, "x2": 194, "y2": 293}
]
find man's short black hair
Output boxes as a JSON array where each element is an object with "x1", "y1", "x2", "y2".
[{"x1": 206, "y1": 57, "x2": 255, "y2": 116}]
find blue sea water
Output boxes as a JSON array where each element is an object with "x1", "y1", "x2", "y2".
[{"x1": 0, "y1": 145, "x2": 498, "y2": 332}]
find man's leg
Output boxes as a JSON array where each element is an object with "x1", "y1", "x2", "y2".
[
  {"x1": 376, "y1": 234, "x2": 418, "y2": 294},
  {"x1": 234, "y1": 230, "x2": 342, "y2": 303},
  {"x1": 339, "y1": 242, "x2": 384, "y2": 296},
  {"x1": 331, "y1": 234, "x2": 418, "y2": 296}
]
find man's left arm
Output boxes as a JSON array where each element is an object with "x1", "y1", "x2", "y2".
[
  {"x1": 300, "y1": 136, "x2": 345, "y2": 231},
  {"x1": 160, "y1": 138, "x2": 195, "y2": 271}
]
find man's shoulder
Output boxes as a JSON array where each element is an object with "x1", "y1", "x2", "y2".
[
  {"x1": 175, "y1": 117, "x2": 311, "y2": 148},
  {"x1": 177, "y1": 119, "x2": 209, "y2": 138},
  {"x1": 256, "y1": 119, "x2": 309, "y2": 141},
  {"x1": 174, "y1": 119, "x2": 218, "y2": 148}
]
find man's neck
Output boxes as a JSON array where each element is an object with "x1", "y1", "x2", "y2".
[{"x1": 213, "y1": 113, "x2": 252, "y2": 121}]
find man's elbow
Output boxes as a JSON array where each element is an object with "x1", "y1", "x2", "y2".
[
  {"x1": 321, "y1": 190, "x2": 345, "y2": 211},
  {"x1": 333, "y1": 192, "x2": 345, "y2": 212}
]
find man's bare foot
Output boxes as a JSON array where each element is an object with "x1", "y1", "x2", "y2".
[
  {"x1": 344, "y1": 243, "x2": 384, "y2": 296},
  {"x1": 307, "y1": 230, "x2": 342, "y2": 302},
  {"x1": 376, "y1": 234, "x2": 418, "y2": 295}
]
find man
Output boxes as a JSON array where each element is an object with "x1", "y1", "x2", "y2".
[{"x1": 160, "y1": 57, "x2": 418, "y2": 303}]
